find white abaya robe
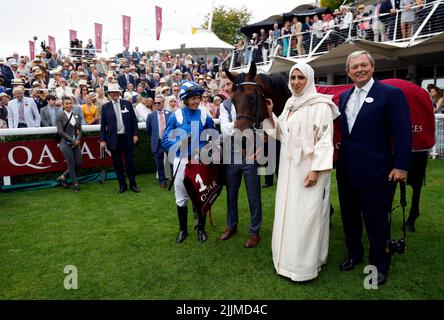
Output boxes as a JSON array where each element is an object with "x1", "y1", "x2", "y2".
[{"x1": 271, "y1": 102, "x2": 335, "y2": 282}]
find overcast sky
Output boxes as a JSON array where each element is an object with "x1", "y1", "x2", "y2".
[{"x1": 0, "y1": 0, "x2": 310, "y2": 58}]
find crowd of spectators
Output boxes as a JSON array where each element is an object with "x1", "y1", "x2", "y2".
[
  {"x1": 0, "y1": 46, "x2": 233, "y2": 129},
  {"x1": 428, "y1": 84, "x2": 444, "y2": 113},
  {"x1": 232, "y1": 0, "x2": 443, "y2": 65}
]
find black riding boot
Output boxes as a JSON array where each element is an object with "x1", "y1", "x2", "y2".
[
  {"x1": 176, "y1": 206, "x2": 188, "y2": 243},
  {"x1": 197, "y1": 211, "x2": 208, "y2": 243}
]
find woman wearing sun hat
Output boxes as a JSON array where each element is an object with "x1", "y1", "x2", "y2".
[{"x1": 161, "y1": 81, "x2": 216, "y2": 244}]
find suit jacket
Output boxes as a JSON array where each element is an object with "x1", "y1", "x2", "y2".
[
  {"x1": 100, "y1": 99, "x2": 138, "y2": 151},
  {"x1": 7, "y1": 97, "x2": 41, "y2": 128},
  {"x1": 379, "y1": 0, "x2": 393, "y2": 22},
  {"x1": 336, "y1": 80, "x2": 412, "y2": 187},
  {"x1": 56, "y1": 111, "x2": 82, "y2": 144},
  {"x1": 117, "y1": 74, "x2": 135, "y2": 91},
  {"x1": 40, "y1": 105, "x2": 60, "y2": 127},
  {"x1": 146, "y1": 109, "x2": 171, "y2": 153}
]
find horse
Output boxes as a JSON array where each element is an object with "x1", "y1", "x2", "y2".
[
  {"x1": 224, "y1": 63, "x2": 435, "y2": 232},
  {"x1": 224, "y1": 63, "x2": 289, "y2": 131}
]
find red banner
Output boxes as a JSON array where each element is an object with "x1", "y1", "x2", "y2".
[
  {"x1": 69, "y1": 29, "x2": 77, "y2": 42},
  {"x1": 0, "y1": 137, "x2": 113, "y2": 177},
  {"x1": 155, "y1": 6, "x2": 162, "y2": 41},
  {"x1": 122, "y1": 15, "x2": 131, "y2": 48},
  {"x1": 95, "y1": 23, "x2": 103, "y2": 53},
  {"x1": 48, "y1": 36, "x2": 56, "y2": 54},
  {"x1": 29, "y1": 41, "x2": 35, "y2": 61}
]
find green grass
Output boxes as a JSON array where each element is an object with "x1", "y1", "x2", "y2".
[{"x1": 1, "y1": 160, "x2": 444, "y2": 300}]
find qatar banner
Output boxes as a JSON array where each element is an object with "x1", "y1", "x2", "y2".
[
  {"x1": 48, "y1": 36, "x2": 56, "y2": 54},
  {"x1": 155, "y1": 6, "x2": 162, "y2": 40},
  {"x1": 122, "y1": 15, "x2": 131, "y2": 48},
  {"x1": 69, "y1": 29, "x2": 77, "y2": 42},
  {"x1": 29, "y1": 41, "x2": 35, "y2": 61},
  {"x1": 95, "y1": 23, "x2": 103, "y2": 53},
  {"x1": 0, "y1": 137, "x2": 113, "y2": 177}
]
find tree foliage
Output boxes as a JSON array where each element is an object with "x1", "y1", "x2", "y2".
[
  {"x1": 202, "y1": 6, "x2": 252, "y2": 44},
  {"x1": 320, "y1": 0, "x2": 346, "y2": 11}
]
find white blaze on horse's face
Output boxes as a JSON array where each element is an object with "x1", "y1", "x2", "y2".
[{"x1": 290, "y1": 69, "x2": 308, "y2": 95}]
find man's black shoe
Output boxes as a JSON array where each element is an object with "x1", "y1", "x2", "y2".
[
  {"x1": 130, "y1": 185, "x2": 140, "y2": 193},
  {"x1": 119, "y1": 185, "x2": 128, "y2": 193},
  {"x1": 198, "y1": 230, "x2": 208, "y2": 242},
  {"x1": 262, "y1": 183, "x2": 273, "y2": 188},
  {"x1": 340, "y1": 258, "x2": 363, "y2": 271},
  {"x1": 176, "y1": 231, "x2": 188, "y2": 243}
]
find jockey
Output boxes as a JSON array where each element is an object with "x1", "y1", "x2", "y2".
[{"x1": 162, "y1": 81, "x2": 216, "y2": 244}]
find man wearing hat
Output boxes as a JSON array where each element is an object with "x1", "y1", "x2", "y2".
[
  {"x1": 55, "y1": 78, "x2": 74, "y2": 99},
  {"x1": 48, "y1": 67, "x2": 63, "y2": 90},
  {"x1": 10, "y1": 62, "x2": 20, "y2": 79},
  {"x1": 61, "y1": 62, "x2": 71, "y2": 80},
  {"x1": 7, "y1": 86, "x2": 41, "y2": 128},
  {"x1": 100, "y1": 84, "x2": 140, "y2": 193},
  {"x1": 128, "y1": 65, "x2": 139, "y2": 82}
]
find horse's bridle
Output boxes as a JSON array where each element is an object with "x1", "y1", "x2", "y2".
[{"x1": 233, "y1": 81, "x2": 266, "y2": 130}]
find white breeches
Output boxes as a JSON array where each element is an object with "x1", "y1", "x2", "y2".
[{"x1": 173, "y1": 157, "x2": 189, "y2": 207}]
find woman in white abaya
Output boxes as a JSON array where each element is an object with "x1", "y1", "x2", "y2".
[{"x1": 270, "y1": 63, "x2": 340, "y2": 282}]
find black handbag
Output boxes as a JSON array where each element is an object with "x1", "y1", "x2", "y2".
[{"x1": 54, "y1": 113, "x2": 73, "y2": 142}]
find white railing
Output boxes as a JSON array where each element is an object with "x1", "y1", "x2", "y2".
[
  {"x1": 431, "y1": 114, "x2": 444, "y2": 159},
  {"x1": 0, "y1": 119, "x2": 221, "y2": 138},
  {"x1": 230, "y1": 1, "x2": 444, "y2": 70}
]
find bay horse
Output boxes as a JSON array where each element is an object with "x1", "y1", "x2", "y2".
[{"x1": 224, "y1": 63, "x2": 435, "y2": 232}]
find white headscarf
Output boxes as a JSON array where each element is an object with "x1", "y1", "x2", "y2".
[
  {"x1": 280, "y1": 62, "x2": 340, "y2": 164},
  {"x1": 284, "y1": 62, "x2": 340, "y2": 116}
]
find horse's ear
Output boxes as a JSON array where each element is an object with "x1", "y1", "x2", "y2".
[
  {"x1": 248, "y1": 62, "x2": 257, "y2": 78},
  {"x1": 224, "y1": 68, "x2": 238, "y2": 83}
]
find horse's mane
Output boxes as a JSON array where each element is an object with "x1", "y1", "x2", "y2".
[{"x1": 256, "y1": 72, "x2": 291, "y2": 117}]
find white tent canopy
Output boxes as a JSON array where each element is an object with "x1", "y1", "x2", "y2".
[
  {"x1": 156, "y1": 30, "x2": 234, "y2": 56},
  {"x1": 102, "y1": 29, "x2": 234, "y2": 58}
]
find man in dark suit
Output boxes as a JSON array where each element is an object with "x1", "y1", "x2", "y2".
[
  {"x1": 117, "y1": 68, "x2": 135, "y2": 91},
  {"x1": 146, "y1": 95, "x2": 172, "y2": 188},
  {"x1": 336, "y1": 51, "x2": 412, "y2": 286},
  {"x1": 100, "y1": 83, "x2": 140, "y2": 193}
]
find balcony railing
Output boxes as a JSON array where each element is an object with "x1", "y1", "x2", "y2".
[{"x1": 229, "y1": 1, "x2": 444, "y2": 70}]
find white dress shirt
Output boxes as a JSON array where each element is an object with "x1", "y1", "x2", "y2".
[
  {"x1": 219, "y1": 101, "x2": 237, "y2": 136},
  {"x1": 345, "y1": 77, "x2": 375, "y2": 132},
  {"x1": 113, "y1": 99, "x2": 125, "y2": 134}
]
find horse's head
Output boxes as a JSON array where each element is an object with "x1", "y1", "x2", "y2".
[{"x1": 224, "y1": 63, "x2": 269, "y2": 131}]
